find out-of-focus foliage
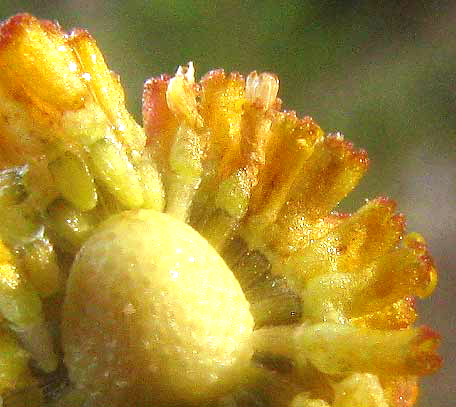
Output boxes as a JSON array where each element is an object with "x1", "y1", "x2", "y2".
[{"x1": 0, "y1": 2, "x2": 454, "y2": 406}]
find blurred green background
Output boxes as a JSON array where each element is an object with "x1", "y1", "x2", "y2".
[{"x1": 1, "y1": 1, "x2": 455, "y2": 405}]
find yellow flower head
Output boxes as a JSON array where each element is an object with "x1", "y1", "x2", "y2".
[{"x1": 0, "y1": 13, "x2": 441, "y2": 407}]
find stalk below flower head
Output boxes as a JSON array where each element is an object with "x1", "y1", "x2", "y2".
[{"x1": 0, "y1": 13, "x2": 441, "y2": 407}]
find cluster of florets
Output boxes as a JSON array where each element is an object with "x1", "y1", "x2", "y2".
[{"x1": 0, "y1": 13, "x2": 441, "y2": 407}]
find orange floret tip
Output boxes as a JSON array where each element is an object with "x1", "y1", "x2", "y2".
[
  {"x1": 277, "y1": 109, "x2": 298, "y2": 122},
  {"x1": 325, "y1": 132, "x2": 369, "y2": 168},
  {"x1": 142, "y1": 74, "x2": 175, "y2": 139},
  {"x1": 405, "y1": 295, "x2": 417, "y2": 308},
  {"x1": 368, "y1": 197, "x2": 406, "y2": 241},
  {"x1": 200, "y1": 68, "x2": 245, "y2": 87},
  {"x1": 200, "y1": 68, "x2": 225, "y2": 83},
  {"x1": 405, "y1": 232, "x2": 429, "y2": 254},
  {"x1": 328, "y1": 211, "x2": 352, "y2": 222},
  {"x1": 68, "y1": 27, "x2": 92, "y2": 40},
  {"x1": 374, "y1": 196, "x2": 397, "y2": 209},
  {"x1": 392, "y1": 213, "x2": 407, "y2": 235},
  {"x1": 363, "y1": 247, "x2": 437, "y2": 311},
  {"x1": 297, "y1": 115, "x2": 322, "y2": 140},
  {"x1": 417, "y1": 325, "x2": 441, "y2": 342},
  {"x1": 405, "y1": 233, "x2": 438, "y2": 298},
  {"x1": 0, "y1": 14, "x2": 59, "y2": 50},
  {"x1": 409, "y1": 326, "x2": 442, "y2": 374},
  {"x1": 277, "y1": 133, "x2": 369, "y2": 223},
  {"x1": 0, "y1": 13, "x2": 88, "y2": 111}
]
